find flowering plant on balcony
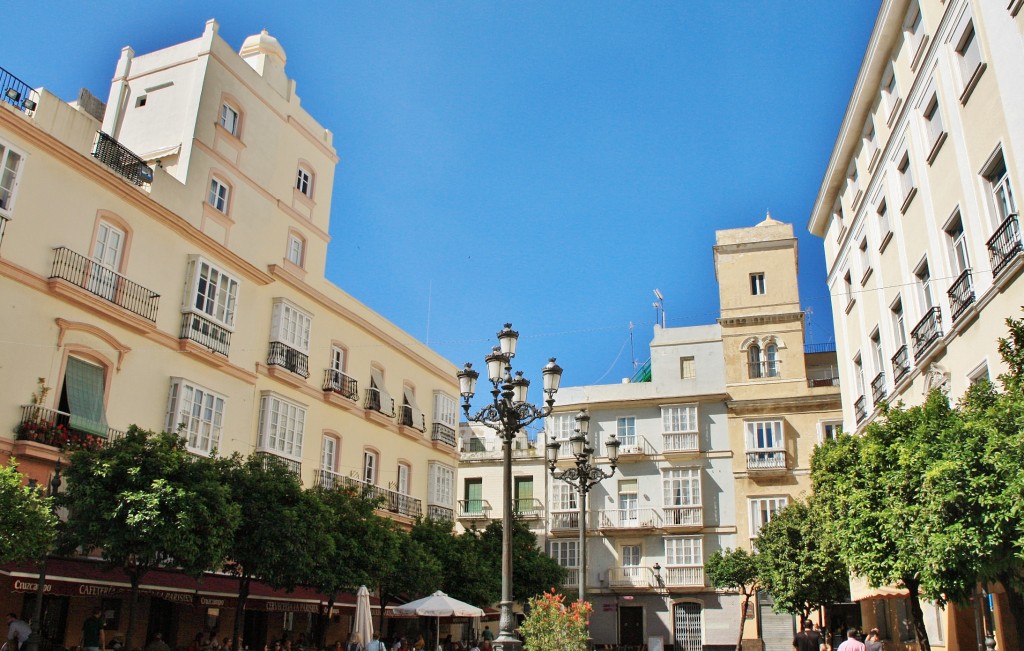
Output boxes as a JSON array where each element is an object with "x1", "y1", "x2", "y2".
[
  {"x1": 15, "y1": 420, "x2": 103, "y2": 452},
  {"x1": 519, "y1": 589, "x2": 592, "y2": 651}
]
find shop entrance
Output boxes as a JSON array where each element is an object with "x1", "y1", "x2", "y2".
[{"x1": 21, "y1": 594, "x2": 69, "y2": 651}]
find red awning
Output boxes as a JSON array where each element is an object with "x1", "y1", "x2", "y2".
[{"x1": 2, "y1": 558, "x2": 375, "y2": 613}]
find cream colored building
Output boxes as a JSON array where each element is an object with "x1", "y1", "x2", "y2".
[
  {"x1": 0, "y1": 20, "x2": 459, "y2": 649},
  {"x1": 808, "y1": 1, "x2": 1024, "y2": 649},
  {"x1": 541, "y1": 216, "x2": 841, "y2": 651}
]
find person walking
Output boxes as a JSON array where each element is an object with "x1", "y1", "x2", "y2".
[
  {"x1": 863, "y1": 629, "x2": 882, "y2": 651},
  {"x1": 82, "y1": 609, "x2": 106, "y2": 651},
  {"x1": 5, "y1": 614, "x2": 31, "y2": 651},
  {"x1": 793, "y1": 620, "x2": 824, "y2": 651},
  {"x1": 836, "y1": 629, "x2": 866, "y2": 651}
]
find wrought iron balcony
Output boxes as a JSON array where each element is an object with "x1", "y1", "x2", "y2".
[
  {"x1": 92, "y1": 131, "x2": 153, "y2": 187},
  {"x1": 608, "y1": 566, "x2": 660, "y2": 589},
  {"x1": 458, "y1": 499, "x2": 492, "y2": 520},
  {"x1": 431, "y1": 422, "x2": 457, "y2": 447},
  {"x1": 322, "y1": 368, "x2": 358, "y2": 400},
  {"x1": 550, "y1": 509, "x2": 580, "y2": 530},
  {"x1": 947, "y1": 269, "x2": 976, "y2": 323},
  {"x1": 662, "y1": 506, "x2": 703, "y2": 528},
  {"x1": 598, "y1": 508, "x2": 664, "y2": 530},
  {"x1": 1, "y1": 65, "x2": 39, "y2": 114},
  {"x1": 664, "y1": 566, "x2": 704, "y2": 588},
  {"x1": 561, "y1": 568, "x2": 579, "y2": 587},
  {"x1": 255, "y1": 451, "x2": 301, "y2": 476},
  {"x1": 892, "y1": 345, "x2": 911, "y2": 383},
  {"x1": 616, "y1": 435, "x2": 657, "y2": 457},
  {"x1": 398, "y1": 404, "x2": 426, "y2": 432},
  {"x1": 267, "y1": 341, "x2": 309, "y2": 378},
  {"x1": 807, "y1": 366, "x2": 841, "y2": 387},
  {"x1": 746, "y1": 449, "x2": 786, "y2": 470},
  {"x1": 315, "y1": 471, "x2": 422, "y2": 518},
  {"x1": 180, "y1": 312, "x2": 231, "y2": 356},
  {"x1": 870, "y1": 372, "x2": 887, "y2": 405},
  {"x1": 50, "y1": 247, "x2": 160, "y2": 321},
  {"x1": 987, "y1": 214, "x2": 1022, "y2": 278},
  {"x1": 804, "y1": 342, "x2": 837, "y2": 354},
  {"x1": 363, "y1": 387, "x2": 395, "y2": 417},
  {"x1": 426, "y1": 505, "x2": 454, "y2": 522},
  {"x1": 663, "y1": 432, "x2": 699, "y2": 453},
  {"x1": 911, "y1": 306, "x2": 943, "y2": 361},
  {"x1": 514, "y1": 497, "x2": 545, "y2": 519},
  {"x1": 854, "y1": 395, "x2": 868, "y2": 425},
  {"x1": 748, "y1": 360, "x2": 782, "y2": 379},
  {"x1": 17, "y1": 404, "x2": 124, "y2": 448}
]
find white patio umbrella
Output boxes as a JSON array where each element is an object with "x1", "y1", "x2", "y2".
[
  {"x1": 391, "y1": 591, "x2": 484, "y2": 651},
  {"x1": 353, "y1": 585, "x2": 374, "y2": 650}
]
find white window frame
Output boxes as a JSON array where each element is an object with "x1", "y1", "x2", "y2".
[
  {"x1": 881, "y1": 66, "x2": 900, "y2": 121},
  {"x1": 749, "y1": 497, "x2": 788, "y2": 538},
  {"x1": 662, "y1": 405, "x2": 697, "y2": 433},
  {"x1": 903, "y1": 3, "x2": 926, "y2": 67},
  {"x1": 750, "y1": 273, "x2": 766, "y2": 295},
  {"x1": 547, "y1": 413, "x2": 576, "y2": 441},
  {"x1": 892, "y1": 298, "x2": 908, "y2": 349},
  {"x1": 287, "y1": 233, "x2": 305, "y2": 267},
  {"x1": 208, "y1": 177, "x2": 230, "y2": 213},
  {"x1": 663, "y1": 467, "x2": 701, "y2": 507},
  {"x1": 616, "y1": 416, "x2": 637, "y2": 447},
  {"x1": 185, "y1": 256, "x2": 240, "y2": 330},
  {"x1": 819, "y1": 420, "x2": 843, "y2": 443},
  {"x1": 330, "y1": 345, "x2": 346, "y2": 373},
  {"x1": 680, "y1": 356, "x2": 696, "y2": 379},
  {"x1": 271, "y1": 299, "x2": 312, "y2": 354},
  {"x1": 876, "y1": 197, "x2": 890, "y2": 239},
  {"x1": 745, "y1": 420, "x2": 783, "y2": 452},
  {"x1": 321, "y1": 435, "x2": 338, "y2": 473},
  {"x1": 428, "y1": 462, "x2": 455, "y2": 507},
  {"x1": 550, "y1": 540, "x2": 578, "y2": 569},
  {"x1": 257, "y1": 393, "x2": 306, "y2": 460},
  {"x1": 871, "y1": 329, "x2": 885, "y2": 376},
  {"x1": 896, "y1": 150, "x2": 915, "y2": 209},
  {"x1": 923, "y1": 93, "x2": 944, "y2": 155},
  {"x1": 854, "y1": 354, "x2": 866, "y2": 398},
  {"x1": 433, "y1": 392, "x2": 458, "y2": 428},
  {"x1": 945, "y1": 212, "x2": 970, "y2": 275},
  {"x1": 397, "y1": 462, "x2": 410, "y2": 495},
  {"x1": 954, "y1": 19, "x2": 983, "y2": 92},
  {"x1": 296, "y1": 165, "x2": 313, "y2": 198},
  {"x1": 985, "y1": 152, "x2": 1017, "y2": 229},
  {"x1": 166, "y1": 378, "x2": 225, "y2": 456},
  {"x1": 0, "y1": 139, "x2": 26, "y2": 218},
  {"x1": 915, "y1": 259, "x2": 934, "y2": 311},
  {"x1": 363, "y1": 450, "x2": 378, "y2": 485},
  {"x1": 665, "y1": 536, "x2": 703, "y2": 567},
  {"x1": 551, "y1": 482, "x2": 578, "y2": 511},
  {"x1": 220, "y1": 103, "x2": 240, "y2": 136}
]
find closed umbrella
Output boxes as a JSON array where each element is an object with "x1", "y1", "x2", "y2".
[
  {"x1": 354, "y1": 586, "x2": 374, "y2": 650},
  {"x1": 392, "y1": 591, "x2": 484, "y2": 651}
]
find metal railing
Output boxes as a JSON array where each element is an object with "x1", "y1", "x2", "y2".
[
  {"x1": 457, "y1": 499, "x2": 492, "y2": 519},
  {"x1": 255, "y1": 451, "x2": 301, "y2": 476},
  {"x1": 804, "y1": 342, "x2": 837, "y2": 354},
  {"x1": 664, "y1": 432, "x2": 699, "y2": 453},
  {"x1": 1, "y1": 65, "x2": 39, "y2": 114},
  {"x1": 180, "y1": 312, "x2": 231, "y2": 356},
  {"x1": 315, "y1": 471, "x2": 422, "y2": 518},
  {"x1": 426, "y1": 505, "x2": 454, "y2": 522},
  {"x1": 892, "y1": 345, "x2": 911, "y2": 383},
  {"x1": 363, "y1": 387, "x2": 395, "y2": 417},
  {"x1": 987, "y1": 214, "x2": 1022, "y2": 278},
  {"x1": 662, "y1": 506, "x2": 703, "y2": 528},
  {"x1": 431, "y1": 422, "x2": 457, "y2": 447},
  {"x1": 92, "y1": 131, "x2": 153, "y2": 187},
  {"x1": 911, "y1": 306, "x2": 943, "y2": 361},
  {"x1": 855, "y1": 395, "x2": 868, "y2": 425},
  {"x1": 608, "y1": 566, "x2": 659, "y2": 588},
  {"x1": 267, "y1": 342, "x2": 310, "y2": 378},
  {"x1": 398, "y1": 405, "x2": 426, "y2": 432},
  {"x1": 806, "y1": 366, "x2": 841, "y2": 387},
  {"x1": 50, "y1": 247, "x2": 160, "y2": 321},
  {"x1": 561, "y1": 568, "x2": 579, "y2": 586},
  {"x1": 948, "y1": 269, "x2": 976, "y2": 322},
  {"x1": 746, "y1": 449, "x2": 786, "y2": 470},
  {"x1": 322, "y1": 369, "x2": 358, "y2": 400},
  {"x1": 598, "y1": 508, "x2": 663, "y2": 529},
  {"x1": 664, "y1": 566, "x2": 704, "y2": 587},
  {"x1": 748, "y1": 360, "x2": 782, "y2": 379},
  {"x1": 514, "y1": 497, "x2": 545, "y2": 519},
  {"x1": 616, "y1": 435, "x2": 657, "y2": 457},
  {"x1": 550, "y1": 509, "x2": 580, "y2": 530},
  {"x1": 870, "y1": 372, "x2": 887, "y2": 405},
  {"x1": 17, "y1": 404, "x2": 123, "y2": 445}
]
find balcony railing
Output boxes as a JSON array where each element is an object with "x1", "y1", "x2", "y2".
[
  {"x1": 315, "y1": 471, "x2": 423, "y2": 518},
  {"x1": 598, "y1": 508, "x2": 663, "y2": 529},
  {"x1": 663, "y1": 506, "x2": 703, "y2": 528},
  {"x1": 748, "y1": 360, "x2": 782, "y2": 379},
  {"x1": 911, "y1": 306, "x2": 943, "y2": 361},
  {"x1": 892, "y1": 345, "x2": 910, "y2": 383},
  {"x1": 17, "y1": 404, "x2": 124, "y2": 447},
  {"x1": 664, "y1": 432, "x2": 699, "y2": 453},
  {"x1": 746, "y1": 449, "x2": 786, "y2": 470},
  {"x1": 807, "y1": 366, "x2": 840, "y2": 387},
  {"x1": 426, "y1": 505, "x2": 454, "y2": 522},
  {"x1": 92, "y1": 131, "x2": 153, "y2": 187},
  {"x1": 608, "y1": 566, "x2": 659, "y2": 589},
  {"x1": 515, "y1": 497, "x2": 545, "y2": 519},
  {"x1": 947, "y1": 269, "x2": 976, "y2": 322},
  {"x1": 267, "y1": 342, "x2": 310, "y2": 378},
  {"x1": 561, "y1": 568, "x2": 579, "y2": 586},
  {"x1": 180, "y1": 312, "x2": 231, "y2": 356},
  {"x1": 550, "y1": 509, "x2": 580, "y2": 530},
  {"x1": 431, "y1": 422, "x2": 457, "y2": 447},
  {"x1": 987, "y1": 214, "x2": 1022, "y2": 278},
  {"x1": 804, "y1": 342, "x2": 837, "y2": 354},
  {"x1": 458, "y1": 499, "x2": 492, "y2": 519},
  {"x1": 322, "y1": 369, "x2": 358, "y2": 400},
  {"x1": 870, "y1": 372, "x2": 887, "y2": 406},
  {"x1": 255, "y1": 451, "x2": 301, "y2": 476},
  {"x1": 398, "y1": 405, "x2": 426, "y2": 432},
  {"x1": 50, "y1": 247, "x2": 160, "y2": 322},
  {"x1": 854, "y1": 395, "x2": 868, "y2": 425},
  {"x1": 616, "y1": 435, "x2": 657, "y2": 457},
  {"x1": 364, "y1": 387, "x2": 396, "y2": 417},
  {"x1": 664, "y1": 566, "x2": 704, "y2": 588},
  {"x1": 1, "y1": 65, "x2": 39, "y2": 114}
]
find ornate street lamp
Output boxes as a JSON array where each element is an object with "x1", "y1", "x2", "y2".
[
  {"x1": 546, "y1": 409, "x2": 620, "y2": 603},
  {"x1": 458, "y1": 324, "x2": 563, "y2": 651}
]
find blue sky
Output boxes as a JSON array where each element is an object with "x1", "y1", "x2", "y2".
[{"x1": 6, "y1": 2, "x2": 878, "y2": 394}]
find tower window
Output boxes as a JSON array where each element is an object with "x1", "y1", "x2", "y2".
[{"x1": 750, "y1": 273, "x2": 766, "y2": 295}]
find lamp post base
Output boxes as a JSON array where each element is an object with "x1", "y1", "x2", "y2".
[{"x1": 492, "y1": 634, "x2": 521, "y2": 651}]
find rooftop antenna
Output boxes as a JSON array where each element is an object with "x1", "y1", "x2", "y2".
[
  {"x1": 652, "y1": 289, "x2": 665, "y2": 328},
  {"x1": 629, "y1": 321, "x2": 638, "y2": 370}
]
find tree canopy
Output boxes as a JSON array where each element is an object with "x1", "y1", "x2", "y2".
[
  {"x1": 706, "y1": 547, "x2": 760, "y2": 651},
  {"x1": 0, "y1": 460, "x2": 57, "y2": 564}
]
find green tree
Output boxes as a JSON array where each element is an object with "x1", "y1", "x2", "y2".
[
  {"x1": 224, "y1": 454, "x2": 332, "y2": 649},
  {"x1": 479, "y1": 519, "x2": 566, "y2": 602},
  {"x1": 753, "y1": 497, "x2": 848, "y2": 622},
  {"x1": 705, "y1": 548, "x2": 760, "y2": 651},
  {"x1": 378, "y1": 529, "x2": 443, "y2": 632},
  {"x1": 60, "y1": 427, "x2": 239, "y2": 651},
  {"x1": 411, "y1": 517, "x2": 499, "y2": 606},
  {"x1": 0, "y1": 460, "x2": 57, "y2": 563}
]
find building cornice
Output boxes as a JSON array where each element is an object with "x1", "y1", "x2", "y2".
[
  {"x1": 726, "y1": 394, "x2": 842, "y2": 414},
  {"x1": 718, "y1": 311, "x2": 806, "y2": 328}
]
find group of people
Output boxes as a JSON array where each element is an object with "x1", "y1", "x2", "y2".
[
  {"x1": 342, "y1": 626, "x2": 497, "y2": 651},
  {"x1": 794, "y1": 621, "x2": 885, "y2": 651}
]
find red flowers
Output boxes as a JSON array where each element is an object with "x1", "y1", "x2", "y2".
[
  {"x1": 16, "y1": 420, "x2": 104, "y2": 451},
  {"x1": 519, "y1": 589, "x2": 592, "y2": 651}
]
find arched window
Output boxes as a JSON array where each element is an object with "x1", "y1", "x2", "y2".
[
  {"x1": 765, "y1": 343, "x2": 779, "y2": 377},
  {"x1": 748, "y1": 345, "x2": 762, "y2": 379}
]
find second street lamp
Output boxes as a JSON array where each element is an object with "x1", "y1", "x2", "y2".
[
  {"x1": 458, "y1": 323, "x2": 562, "y2": 651},
  {"x1": 546, "y1": 409, "x2": 620, "y2": 603}
]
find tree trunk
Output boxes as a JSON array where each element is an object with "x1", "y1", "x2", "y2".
[
  {"x1": 125, "y1": 571, "x2": 140, "y2": 651},
  {"x1": 904, "y1": 578, "x2": 931, "y2": 651},
  {"x1": 737, "y1": 591, "x2": 751, "y2": 651},
  {"x1": 232, "y1": 575, "x2": 251, "y2": 651},
  {"x1": 377, "y1": 588, "x2": 390, "y2": 638},
  {"x1": 997, "y1": 573, "x2": 1024, "y2": 649}
]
